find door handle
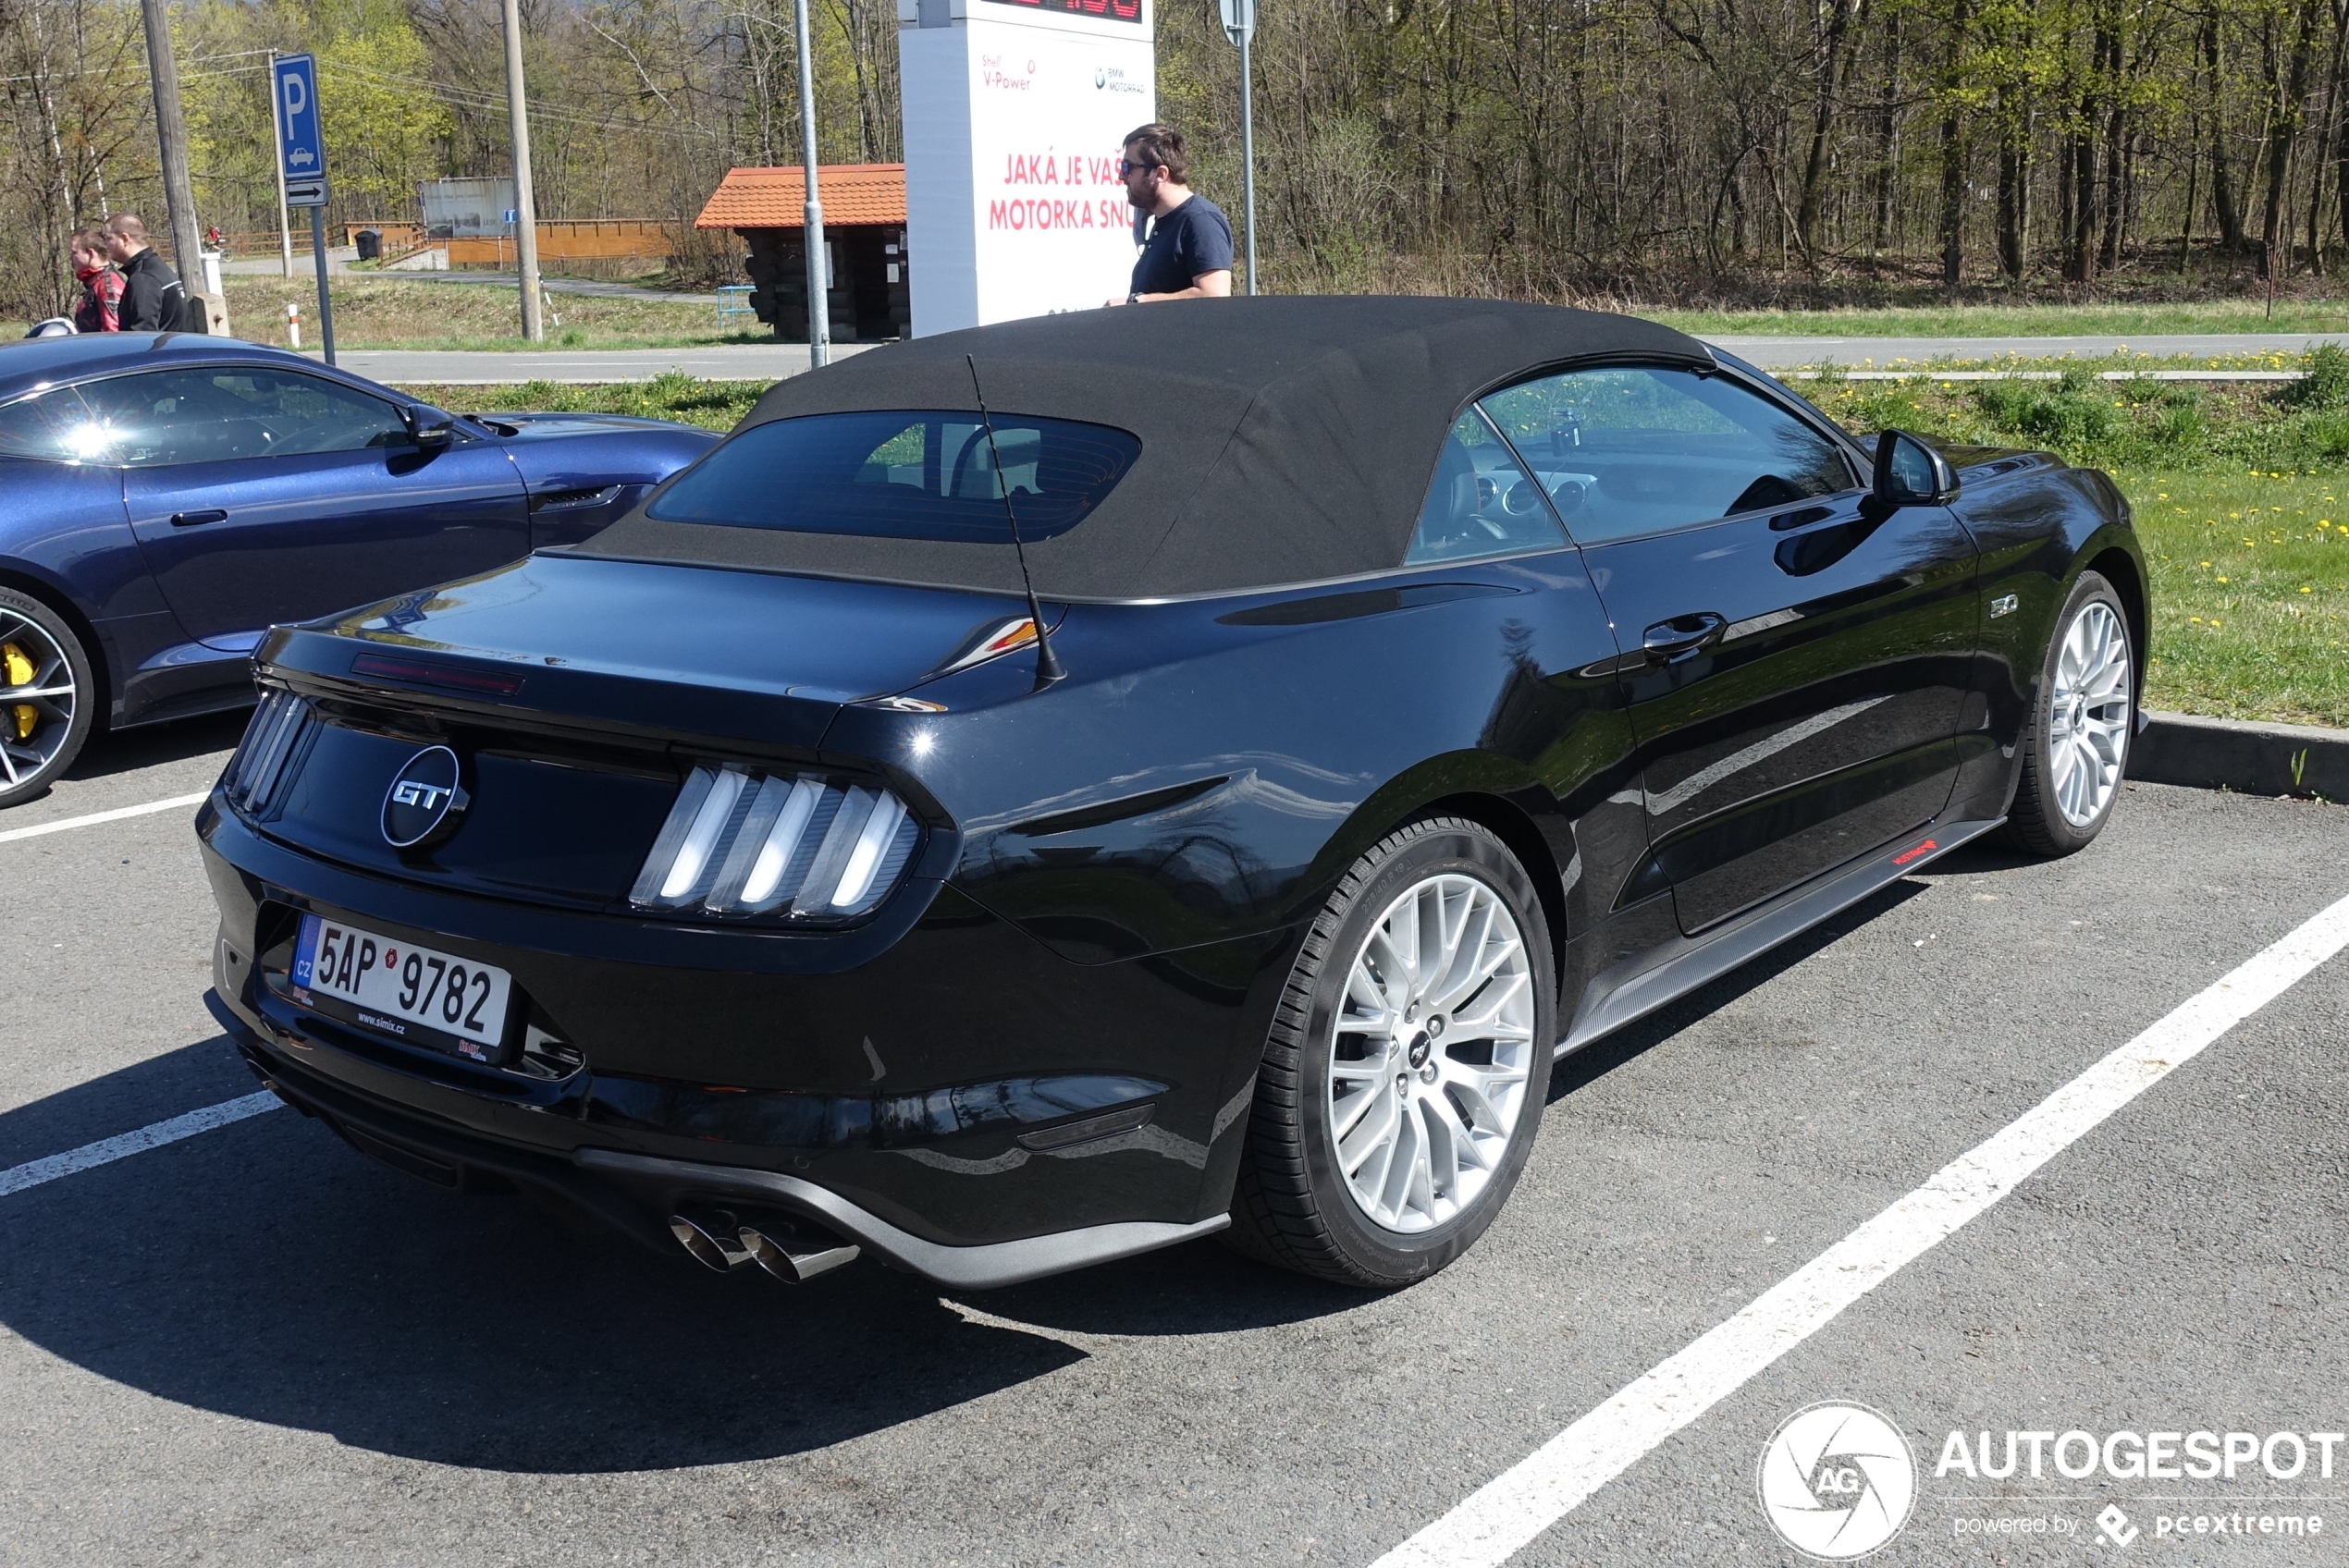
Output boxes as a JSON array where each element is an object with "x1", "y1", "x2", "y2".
[
  {"x1": 1642, "y1": 612, "x2": 1728, "y2": 662},
  {"x1": 169, "y1": 509, "x2": 228, "y2": 528}
]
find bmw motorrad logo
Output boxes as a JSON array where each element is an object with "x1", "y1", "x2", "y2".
[{"x1": 381, "y1": 746, "x2": 467, "y2": 848}]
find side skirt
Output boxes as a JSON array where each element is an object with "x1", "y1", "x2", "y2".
[{"x1": 1557, "y1": 815, "x2": 2005, "y2": 1058}]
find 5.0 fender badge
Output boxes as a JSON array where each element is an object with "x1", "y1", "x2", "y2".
[{"x1": 382, "y1": 746, "x2": 468, "y2": 848}]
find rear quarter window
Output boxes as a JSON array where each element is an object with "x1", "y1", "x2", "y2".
[{"x1": 647, "y1": 410, "x2": 1141, "y2": 543}]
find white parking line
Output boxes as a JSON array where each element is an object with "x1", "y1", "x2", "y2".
[
  {"x1": 0, "y1": 791, "x2": 211, "y2": 846},
  {"x1": 0, "y1": 1093, "x2": 282, "y2": 1199},
  {"x1": 1373, "y1": 889, "x2": 2349, "y2": 1568}
]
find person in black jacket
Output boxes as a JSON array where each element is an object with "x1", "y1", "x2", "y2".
[{"x1": 103, "y1": 214, "x2": 193, "y2": 332}]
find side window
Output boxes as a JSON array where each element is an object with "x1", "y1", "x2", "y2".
[
  {"x1": 74, "y1": 368, "x2": 411, "y2": 467},
  {"x1": 1478, "y1": 366, "x2": 1857, "y2": 545},
  {"x1": 0, "y1": 385, "x2": 109, "y2": 462},
  {"x1": 1405, "y1": 409, "x2": 1569, "y2": 566}
]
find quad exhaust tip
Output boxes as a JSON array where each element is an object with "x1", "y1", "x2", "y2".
[{"x1": 669, "y1": 1206, "x2": 860, "y2": 1283}]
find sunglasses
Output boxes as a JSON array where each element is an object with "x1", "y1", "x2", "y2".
[{"x1": 1119, "y1": 159, "x2": 1159, "y2": 178}]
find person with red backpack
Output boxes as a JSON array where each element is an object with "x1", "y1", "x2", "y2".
[{"x1": 69, "y1": 228, "x2": 125, "y2": 332}]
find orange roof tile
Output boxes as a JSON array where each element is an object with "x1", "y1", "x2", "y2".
[{"x1": 695, "y1": 164, "x2": 906, "y2": 229}]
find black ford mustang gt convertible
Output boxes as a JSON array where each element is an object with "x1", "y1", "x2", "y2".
[{"x1": 200, "y1": 298, "x2": 2146, "y2": 1291}]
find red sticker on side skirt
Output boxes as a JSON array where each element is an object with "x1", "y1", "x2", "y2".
[{"x1": 1891, "y1": 839, "x2": 1938, "y2": 867}]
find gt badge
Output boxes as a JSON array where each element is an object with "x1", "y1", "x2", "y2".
[
  {"x1": 1988, "y1": 594, "x2": 2020, "y2": 619},
  {"x1": 382, "y1": 746, "x2": 468, "y2": 848}
]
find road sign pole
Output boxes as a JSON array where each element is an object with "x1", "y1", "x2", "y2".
[
  {"x1": 1239, "y1": 23, "x2": 1257, "y2": 296},
  {"x1": 268, "y1": 50, "x2": 293, "y2": 278},
  {"x1": 1221, "y1": 0, "x2": 1259, "y2": 296},
  {"x1": 311, "y1": 207, "x2": 336, "y2": 366},
  {"x1": 275, "y1": 55, "x2": 334, "y2": 354}
]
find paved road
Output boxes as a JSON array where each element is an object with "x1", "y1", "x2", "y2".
[
  {"x1": 339, "y1": 343, "x2": 873, "y2": 385},
  {"x1": 2, "y1": 720, "x2": 2343, "y2": 1565},
  {"x1": 1706, "y1": 331, "x2": 2348, "y2": 366},
  {"x1": 322, "y1": 332, "x2": 2348, "y2": 386}
]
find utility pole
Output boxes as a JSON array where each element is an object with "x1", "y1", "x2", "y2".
[
  {"x1": 501, "y1": 0, "x2": 544, "y2": 341},
  {"x1": 267, "y1": 49, "x2": 294, "y2": 278},
  {"x1": 793, "y1": 0, "x2": 830, "y2": 367},
  {"x1": 137, "y1": 0, "x2": 203, "y2": 296}
]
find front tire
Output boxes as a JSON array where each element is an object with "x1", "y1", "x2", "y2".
[
  {"x1": 2005, "y1": 570, "x2": 2133, "y2": 856},
  {"x1": 0, "y1": 589, "x2": 94, "y2": 810},
  {"x1": 1227, "y1": 816, "x2": 1555, "y2": 1288}
]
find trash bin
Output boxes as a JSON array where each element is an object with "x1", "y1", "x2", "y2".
[{"x1": 355, "y1": 228, "x2": 382, "y2": 263}]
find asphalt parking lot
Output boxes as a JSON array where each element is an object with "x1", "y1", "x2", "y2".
[{"x1": 3, "y1": 717, "x2": 2343, "y2": 1566}]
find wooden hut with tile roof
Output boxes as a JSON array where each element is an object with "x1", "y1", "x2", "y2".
[{"x1": 696, "y1": 165, "x2": 910, "y2": 343}]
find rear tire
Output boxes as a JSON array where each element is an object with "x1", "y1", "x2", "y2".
[
  {"x1": 1226, "y1": 816, "x2": 1555, "y2": 1288},
  {"x1": 0, "y1": 589, "x2": 94, "y2": 811},
  {"x1": 2005, "y1": 570, "x2": 2133, "y2": 857}
]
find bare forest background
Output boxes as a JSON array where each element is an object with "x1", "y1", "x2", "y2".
[{"x1": 6, "y1": 0, "x2": 2349, "y2": 321}]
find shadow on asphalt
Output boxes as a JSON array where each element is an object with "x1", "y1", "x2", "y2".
[
  {"x1": 0, "y1": 845, "x2": 1998, "y2": 1467},
  {"x1": 63, "y1": 707, "x2": 250, "y2": 783},
  {"x1": 1546, "y1": 875, "x2": 1932, "y2": 1105},
  {"x1": 0, "y1": 1037, "x2": 1354, "y2": 1472}
]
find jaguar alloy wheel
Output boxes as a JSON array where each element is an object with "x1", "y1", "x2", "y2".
[{"x1": 0, "y1": 591, "x2": 92, "y2": 808}]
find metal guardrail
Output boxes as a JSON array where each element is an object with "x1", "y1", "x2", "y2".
[{"x1": 717, "y1": 285, "x2": 756, "y2": 331}]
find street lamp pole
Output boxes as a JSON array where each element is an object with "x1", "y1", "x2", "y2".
[{"x1": 793, "y1": 0, "x2": 830, "y2": 367}]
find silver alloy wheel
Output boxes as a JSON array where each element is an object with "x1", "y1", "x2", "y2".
[
  {"x1": 2047, "y1": 600, "x2": 2133, "y2": 828},
  {"x1": 0, "y1": 606, "x2": 77, "y2": 790},
  {"x1": 1326, "y1": 872, "x2": 1536, "y2": 1233}
]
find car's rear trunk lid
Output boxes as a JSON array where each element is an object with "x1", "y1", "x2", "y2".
[{"x1": 241, "y1": 555, "x2": 1022, "y2": 906}]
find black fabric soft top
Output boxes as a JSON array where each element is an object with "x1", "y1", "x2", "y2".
[{"x1": 566, "y1": 296, "x2": 1714, "y2": 600}]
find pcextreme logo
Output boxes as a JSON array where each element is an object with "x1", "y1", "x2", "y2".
[{"x1": 1759, "y1": 1403, "x2": 1918, "y2": 1560}]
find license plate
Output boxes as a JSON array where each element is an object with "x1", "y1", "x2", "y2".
[{"x1": 292, "y1": 914, "x2": 513, "y2": 1062}]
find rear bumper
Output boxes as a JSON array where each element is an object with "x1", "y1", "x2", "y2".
[
  {"x1": 218, "y1": 1010, "x2": 1225, "y2": 1287},
  {"x1": 201, "y1": 798, "x2": 1288, "y2": 1282}
]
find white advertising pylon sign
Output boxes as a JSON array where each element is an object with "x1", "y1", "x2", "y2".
[{"x1": 898, "y1": 0, "x2": 1155, "y2": 336}]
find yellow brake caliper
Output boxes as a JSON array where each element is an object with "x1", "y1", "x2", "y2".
[{"x1": 3, "y1": 642, "x2": 36, "y2": 741}]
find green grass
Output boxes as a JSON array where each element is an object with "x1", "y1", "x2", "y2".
[
  {"x1": 1653, "y1": 299, "x2": 2349, "y2": 338},
  {"x1": 392, "y1": 374, "x2": 766, "y2": 433},
  {"x1": 2129, "y1": 473, "x2": 2349, "y2": 729},
  {"x1": 1803, "y1": 351, "x2": 2349, "y2": 474},
  {"x1": 1809, "y1": 352, "x2": 2349, "y2": 728},
  {"x1": 220, "y1": 276, "x2": 741, "y2": 351}
]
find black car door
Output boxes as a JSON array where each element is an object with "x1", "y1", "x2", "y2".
[
  {"x1": 92, "y1": 365, "x2": 527, "y2": 651},
  {"x1": 1482, "y1": 364, "x2": 1979, "y2": 935}
]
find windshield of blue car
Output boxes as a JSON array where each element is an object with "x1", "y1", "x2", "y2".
[{"x1": 645, "y1": 410, "x2": 1142, "y2": 543}]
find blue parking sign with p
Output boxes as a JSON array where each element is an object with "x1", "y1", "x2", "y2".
[{"x1": 276, "y1": 54, "x2": 325, "y2": 190}]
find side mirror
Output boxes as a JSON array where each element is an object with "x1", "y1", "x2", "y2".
[
  {"x1": 402, "y1": 405, "x2": 457, "y2": 451},
  {"x1": 1872, "y1": 429, "x2": 1958, "y2": 506}
]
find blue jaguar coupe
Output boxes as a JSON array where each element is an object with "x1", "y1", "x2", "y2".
[{"x1": 0, "y1": 333, "x2": 719, "y2": 805}]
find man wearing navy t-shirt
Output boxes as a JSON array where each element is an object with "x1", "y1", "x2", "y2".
[{"x1": 1105, "y1": 123, "x2": 1235, "y2": 306}]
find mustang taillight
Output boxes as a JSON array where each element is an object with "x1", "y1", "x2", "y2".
[
  {"x1": 629, "y1": 764, "x2": 921, "y2": 922},
  {"x1": 222, "y1": 688, "x2": 316, "y2": 815}
]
